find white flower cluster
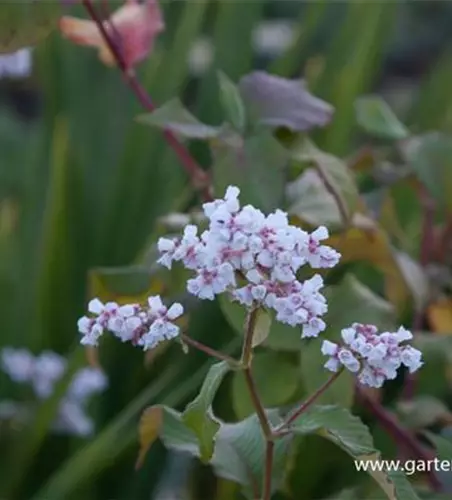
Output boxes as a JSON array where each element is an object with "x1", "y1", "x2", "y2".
[
  {"x1": 158, "y1": 186, "x2": 340, "y2": 338},
  {"x1": 77, "y1": 296, "x2": 183, "y2": 350},
  {"x1": 321, "y1": 324, "x2": 423, "y2": 388},
  {"x1": 1, "y1": 348, "x2": 107, "y2": 436}
]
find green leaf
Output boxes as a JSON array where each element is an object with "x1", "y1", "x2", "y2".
[
  {"x1": 136, "y1": 98, "x2": 221, "y2": 139},
  {"x1": 397, "y1": 396, "x2": 452, "y2": 430},
  {"x1": 425, "y1": 432, "x2": 452, "y2": 462},
  {"x1": 355, "y1": 96, "x2": 409, "y2": 140},
  {"x1": 292, "y1": 405, "x2": 420, "y2": 500},
  {"x1": 211, "y1": 128, "x2": 287, "y2": 212},
  {"x1": 219, "y1": 295, "x2": 301, "y2": 352},
  {"x1": 252, "y1": 308, "x2": 272, "y2": 347},
  {"x1": 287, "y1": 168, "x2": 344, "y2": 230},
  {"x1": 403, "y1": 132, "x2": 452, "y2": 213},
  {"x1": 217, "y1": 71, "x2": 246, "y2": 132},
  {"x1": 290, "y1": 138, "x2": 359, "y2": 224},
  {"x1": 232, "y1": 352, "x2": 300, "y2": 419},
  {"x1": 212, "y1": 410, "x2": 292, "y2": 498},
  {"x1": 182, "y1": 361, "x2": 231, "y2": 461},
  {"x1": 0, "y1": 3, "x2": 60, "y2": 52}
]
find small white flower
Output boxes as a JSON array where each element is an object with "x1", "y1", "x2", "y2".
[{"x1": 1, "y1": 348, "x2": 34, "y2": 383}]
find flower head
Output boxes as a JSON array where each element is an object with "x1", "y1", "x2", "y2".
[
  {"x1": 59, "y1": 0, "x2": 164, "y2": 69},
  {"x1": 77, "y1": 296, "x2": 183, "y2": 350},
  {"x1": 321, "y1": 324, "x2": 423, "y2": 388},
  {"x1": 157, "y1": 185, "x2": 340, "y2": 338}
]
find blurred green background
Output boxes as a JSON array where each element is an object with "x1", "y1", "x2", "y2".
[{"x1": 2, "y1": 1, "x2": 452, "y2": 499}]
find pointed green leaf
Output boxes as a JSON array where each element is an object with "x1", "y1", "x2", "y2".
[
  {"x1": 211, "y1": 128, "x2": 287, "y2": 212},
  {"x1": 136, "y1": 98, "x2": 221, "y2": 139},
  {"x1": 182, "y1": 361, "x2": 231, "y2": 461},
  {"x1": 252, "y1": 308, "x2": 272, "y2": 347},
  {"x1": 292, "y1": 405, "x2": 420, "y2": 500},
  {"x1": 287, "y1": 168, "x2": 344, "y2": 230},
  {"x1": 355, "y1": 96, "x2": 409, "y2": 140},
  {"x1": 217, "y1": 71, "x2": 246, "y2": 132},
  {"x1": 290, "y1": 138, "x2": 359, "y2": 224}
]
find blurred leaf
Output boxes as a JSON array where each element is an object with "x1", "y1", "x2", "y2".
[
  {"x1": 425, "y1": 432, "x2": 452, "y2": 461},
  {"x1": 313, "y1": 1, "x2": 397, "y2": 155},
  {"x1": 217, "y1": 71, "x2": 246, "y2": 132},
  {"x1": 427, "y1": 299, "x2": 452, "y2": 335},
  {"x1": 211, "y1": 128, "x2": 287, "y2": 212},
  {"x1": 290, "y1": 137, "x2": 359, "y2": 224},
  {"x1": 89, "y1": 265, "x2": 165, "y2": 304},
  {"x1": 238, "y1": 71, "x2": 333, "y2": 131},
  {"x1": 182, "y1": 361, "x2": 230, "y2": 462},
  {"x1": 136, "y1": 98, "x2": 221, "y2": 139},
  {"x1": 211, "y1": 410, "x2": 292, "y2": 498},
  {"x1": 287, "y1": 169, "x2": 343, "y2": 230},
  {"x1": 0, "y1": 3, "x2": 60, "y2": 52},
  {"x1": 355, "y1": 96, "x2": 409, "y2": 141},
  {"x1": 252, "y1": 308, "x2": 272, "y2": 348},
  {"x1": 136, "y1": 406, "x2": 164, "y2": 469},
  {"x1": 403, "y1": 132, "x2": 452, "y2": 213},
  {"x1": 397, "y1": 396, "x2": 452, "y2": 430},
  {"x1": 393, "y1": 252, "x2": 430, "y2": 313},
  {"x1": 232, "y1": 352, "x2": 300, "y2": 419},
  {"x1": 327, "y1": 226, "x2": 411, "y2": 312},
  {"x1": 292, "y1": 405, "x2": 420, "y2": 500}
]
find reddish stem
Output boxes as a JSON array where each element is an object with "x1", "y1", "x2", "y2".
[
  {"x1": 81, "y1": 0, "x2": 212, "y2": 200},
  {"x1": 275, "y1": 369, "x2": 344, "y2": 433},
  {"x1": 263, "y1": 440, "x2": 274, "y2": 500},
  {"x1": 356, "y1": 385, "x2": 442, "y2": 492},
  {"x1": 180, "y1": 333, "x2": 238, "y2": 366}
]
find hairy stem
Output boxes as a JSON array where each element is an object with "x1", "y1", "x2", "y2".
[
  {"x1": 81, "y1": 0, "x2": 211, "y2": 199},
  {"x1": 275, "y1": 368, "x2": 344, "y2": 434},
  {"x1": 180, "y1": 333, "x2": 238, "y2": 367}
]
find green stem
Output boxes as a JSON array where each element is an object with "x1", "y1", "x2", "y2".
[{"x1": 275, "y1": 368, "x2": 344, "y2": 434}]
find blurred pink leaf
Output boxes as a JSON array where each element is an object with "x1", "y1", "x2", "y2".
[{"x1": 59, "y1": 0, "x2": 164, "y2": 69}]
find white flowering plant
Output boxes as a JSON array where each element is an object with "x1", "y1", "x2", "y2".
[
  {"x1": 4, "y1": 2, "x2": 452, "y2": 500},
  {"x1": 78, "y1": 185, "x2": 424, "y2": 500}
]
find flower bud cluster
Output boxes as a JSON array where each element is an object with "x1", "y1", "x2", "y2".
[
  {"x1": 321, "y1": 324, "x2": 423, "y2": 388},
  {"x1": 77, "y1": 296, "x2": 183, "y2": 350},
  {"x1": 1, "y1": 348, "x2": 107, "y2": 436},
  {"x1": 158, "y1": 186, "x2": 340, "y2": 338}
]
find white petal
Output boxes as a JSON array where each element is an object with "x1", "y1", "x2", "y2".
[
  {"x1": 167, "y1": 303, "x2": 184, "y2": 320},
  {"x1": 88, "y1": 298, "x2": 104, "y2": 315}
]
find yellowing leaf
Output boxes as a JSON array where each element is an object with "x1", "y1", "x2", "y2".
[
  {"x1": 252, "y1": 308, "x2": 272, "y2": 347},
  {"x1": 89, "y1": 266, "x2": 164, "y2": 305},
  {"x1": 327, "y1": 226, "x2": 409, "y2": 312},
  {"x1": 136, "y1": 406, "x2": 163, "y2": 469},
  {"x1": 427, "y1": 299, "x2": 452, "y2": 334}
]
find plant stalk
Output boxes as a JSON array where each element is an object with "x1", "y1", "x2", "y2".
[{"x1": 81, "y1": 0, "x2": 212, "y2": 200}]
